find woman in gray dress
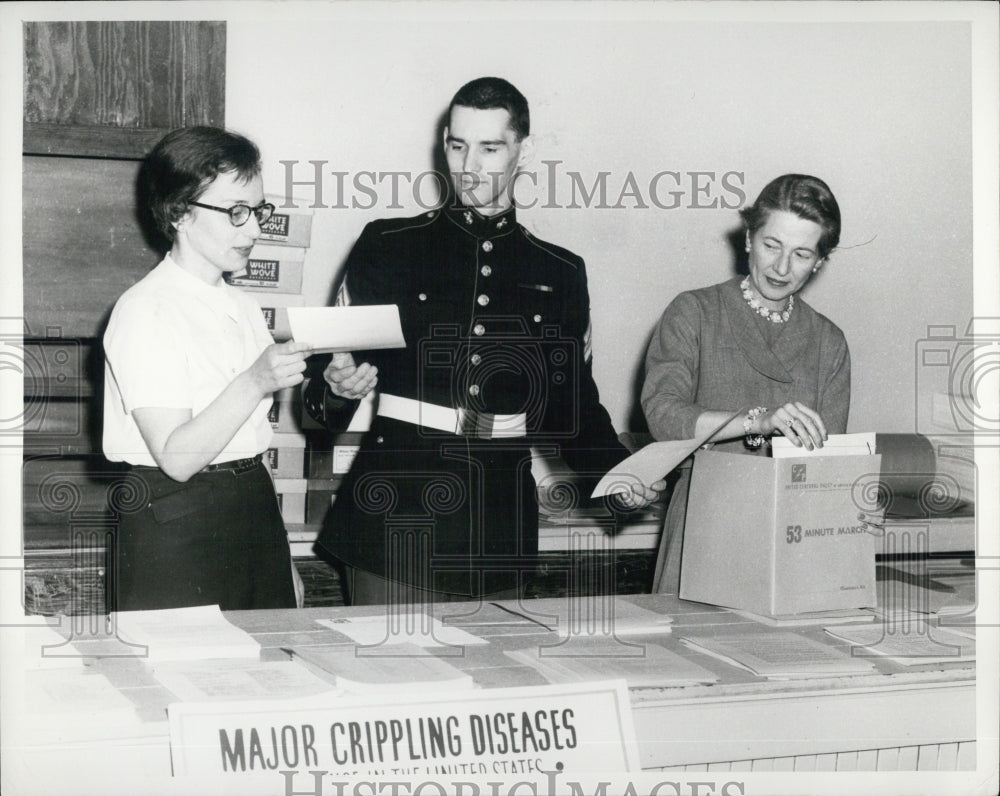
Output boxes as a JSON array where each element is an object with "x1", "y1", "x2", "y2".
[{"x1": 642, "y1": 174, "x2": 850, "y2": 593}]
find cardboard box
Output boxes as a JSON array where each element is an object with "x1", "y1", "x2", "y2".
[
  {"x1": 277, "y1": 491, "x2": 307, "y2": 525},
  {"x1": 267, "y1": 397, "x2": 304, "y2": 434},
  {"x1": 258, "y1": 196, "x2": 313, "y2": 247},
  {"x1": 306, "y1": 484, "x2": 338, "y2": 525},
  {"x1": 275, "y1": 477, "x2": 308, "y2": 524},
  {"x1": 679, "y1": 449, "x2": 883, "y2": 615},
  {"x1": 271, "y1": 430, "x2": 307, "y2": 450},
  {"x1": 224, "y1": 246, "x2": 305, "y2": 293},
  {"x1": 246, "y1": 293, "x2": 306, "y2": 340},
  {"x1": 267, "y1": 446, "x2": 305, "y2": 478}
]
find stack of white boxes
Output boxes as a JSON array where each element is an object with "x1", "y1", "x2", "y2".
[{"x1": 225, "y1": 196, "x2": 313, "y2": 526}]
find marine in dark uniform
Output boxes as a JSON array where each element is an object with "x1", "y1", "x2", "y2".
[{"x1": 305, "y1": 77, "x2": 663, "y2": 605}]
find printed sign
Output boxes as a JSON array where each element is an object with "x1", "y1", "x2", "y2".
[
  {"x1": 260, "y1": 214, "x2": 290, "y2": 238},
  {"x1": 332, "y1": 445, "x2": 360, "y2": 474},
  {"x1": 226, "y1": 259, "x2": 280, "y2": 287},
  {"x1": 260, "y1": 308, "x2": 276, "y2": 331},
  {"x1": 168, "y1": 680, "x2": 638, "y2": 777}
]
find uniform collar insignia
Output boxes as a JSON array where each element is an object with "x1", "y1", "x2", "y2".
[{"x1": 444, "y1": 203, "x2": 517, "y2": 238}]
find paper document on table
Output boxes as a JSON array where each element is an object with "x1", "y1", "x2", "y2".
[
  {"x1": 591, "y1": 413, "x2": 738, "y2": 498},
  {"x1": 287, "y1": 305, "x2": 405, "y2": 353},
  {"x1": 771, "y1": 432, "x2": 876, "y2": 458},
  {"x1": 112, "y1": 604, "x2": 261, "y2": 661},
  {"x1": 285, "y1": 643, "x2": 475, "y2": 693},
  {"x1": 153, "y1": 659, "x2": 340, "y2": 702},
  {"x1": 824, "y1": 621, "x2": 975, "y2": 666},
  {"x1": 679, "y1": 630, "x2": 876, "y2": 679},
  {"x1": 506, "y1": 638, "x2": 718, "y2": 688},
  {"x1": 316, "y1": 614, "x2": 488, "y2": 647}
]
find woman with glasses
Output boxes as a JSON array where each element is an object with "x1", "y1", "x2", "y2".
[{"x1": 103, "y1": 126, "x2": 313, "y2": 611}]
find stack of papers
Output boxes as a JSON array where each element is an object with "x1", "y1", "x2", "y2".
[
  {"x1": 112, "y1": 605, "x2": 261, "y2": 662},
  {"x1": 732, "y1": 608, "x2": 875, "y2": 628},
  {"x1": 771, "y1": 432, "x2": 876, "y2": 458},
  {"x1": 506, "y1": 638, "x2": 719, "y2": 688},
  {"x1": 23, "y1": 668, "x2": 141, "y2": 743},
  {"x1": 285, "y1": 643, "x2": 475, "y2": 694},
  {"x1": 153, "y1": 660, "x2": 340, "y2": 702},
  {"x1": 496, "y1": 597, "x2": 674, "y2": 638},
  {"x1": 824, "y1": 621, "x2": 975, "y2": 667},
  {"x1": 316, "y1": 613, "x2": 487, "y2": 648},
  {"x1": 679, "y1": 630, "x2": 877, "y2": 679}
]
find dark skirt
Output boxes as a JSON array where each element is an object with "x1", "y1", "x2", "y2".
[{"x1": 109, "y1": 459, "x2": 295, "y2": 611}]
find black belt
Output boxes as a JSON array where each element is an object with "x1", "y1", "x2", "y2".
[
  {"x1": 129, "y1": 454, "x2": 263, "y2": 474},
  {"x1": 202, "y1": 454, "x2": 263, "y2": 473}
]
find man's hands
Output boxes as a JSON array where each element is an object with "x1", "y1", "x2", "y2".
[
  {"x1": 614, "y1": 478, "x2": 668, "y2": 511},
  {"x1": 323, "y1": 352, "x2": 378, "y2": 400}
]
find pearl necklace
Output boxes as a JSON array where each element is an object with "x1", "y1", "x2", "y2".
[{"x1": 741, "y1": 276, "x2": 793, "y2": 323}]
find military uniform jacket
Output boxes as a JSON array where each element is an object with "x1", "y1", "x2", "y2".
[{"x1": 309, "y1": 204, "x2": 629, "y2": 596}]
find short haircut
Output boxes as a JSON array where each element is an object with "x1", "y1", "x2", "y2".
[
  {"x1": 740, "y1": 174, "x2": 842, "y2": 259},
  {"x1": 144, "y1": 126, "x2": 262, "y2": 242},
  {"x1": 449, "y1": 77, "x2": 530, "y2": 140}
]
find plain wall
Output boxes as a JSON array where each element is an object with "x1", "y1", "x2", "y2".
[{"x1": 224, "y1": 12, "x2": 974, "y2": 435}]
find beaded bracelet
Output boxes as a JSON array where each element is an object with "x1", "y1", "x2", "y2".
[{"x1": 744, "y1": 406, "x2": 768, "y2": 448}]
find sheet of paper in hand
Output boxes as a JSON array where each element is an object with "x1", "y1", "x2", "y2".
[
  {"x1": 286, "y1": 305, "x2": 405, "y2": 353},
  {"x1": 591, "y1": 412, "x2": 738, "y2": 498}
]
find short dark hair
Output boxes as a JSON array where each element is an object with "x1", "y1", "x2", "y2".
[
  {"x1": 739, "y1": 174, "x2": 841, "y2": 259},
  {"x1": 448, "y1": 77, "x2": 530, "y2": 140},
  {"x1": 144, "y1": 126, "x2": 262, "y2": 242}
]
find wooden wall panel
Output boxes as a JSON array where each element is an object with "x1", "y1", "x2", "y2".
[
  {"x1": 21, "y1": 20, "x2": 228, "y2": 615},
  {"x1": 23, "y1": 155, "x2": 162, "y2": 339},
  {"x1": 23, "y1": 21, "x2": 226, "y2": 158}
]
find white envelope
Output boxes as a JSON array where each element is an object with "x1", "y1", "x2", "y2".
[{"x1": 287, "y1": 305, "x2": 405, "y2": 353}]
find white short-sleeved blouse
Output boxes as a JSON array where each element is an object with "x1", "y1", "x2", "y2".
[{"x1": 103, "y1": 255, "x2": 274, "y2": 466}]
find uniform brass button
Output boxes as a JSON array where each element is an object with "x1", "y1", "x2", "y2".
[
  {"x1": 477, "y1": 294, "x2": 490, "y2": 306},
  {"x1": 481, "y1": 265, "x2": 492, "y2": 277},
  {"x1": 418, "y1": 293, "x2": 427, "y2": 301},
  {"x1": 376, "y1": 436, "x2": 384, "y2": 444},
  {"x1": 469, "y1": 384, "x2": 480, "y2": 396},
  {"x1": 473, "y1": 323, "x2": 485, "y2": 336},
  {"x1": 470, "y1": 354, "x2": 482, "y2": 365},
  {"x1": 533, "y1": 314, "x2": 542, "y2": 322},
  {"x1": 482, "y1": 240, "x2": 493, "y2": 253}
]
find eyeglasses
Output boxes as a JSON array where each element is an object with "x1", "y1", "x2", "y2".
[{"x1": 189, "y1": 200, "x2": 275, "y2": 227}]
